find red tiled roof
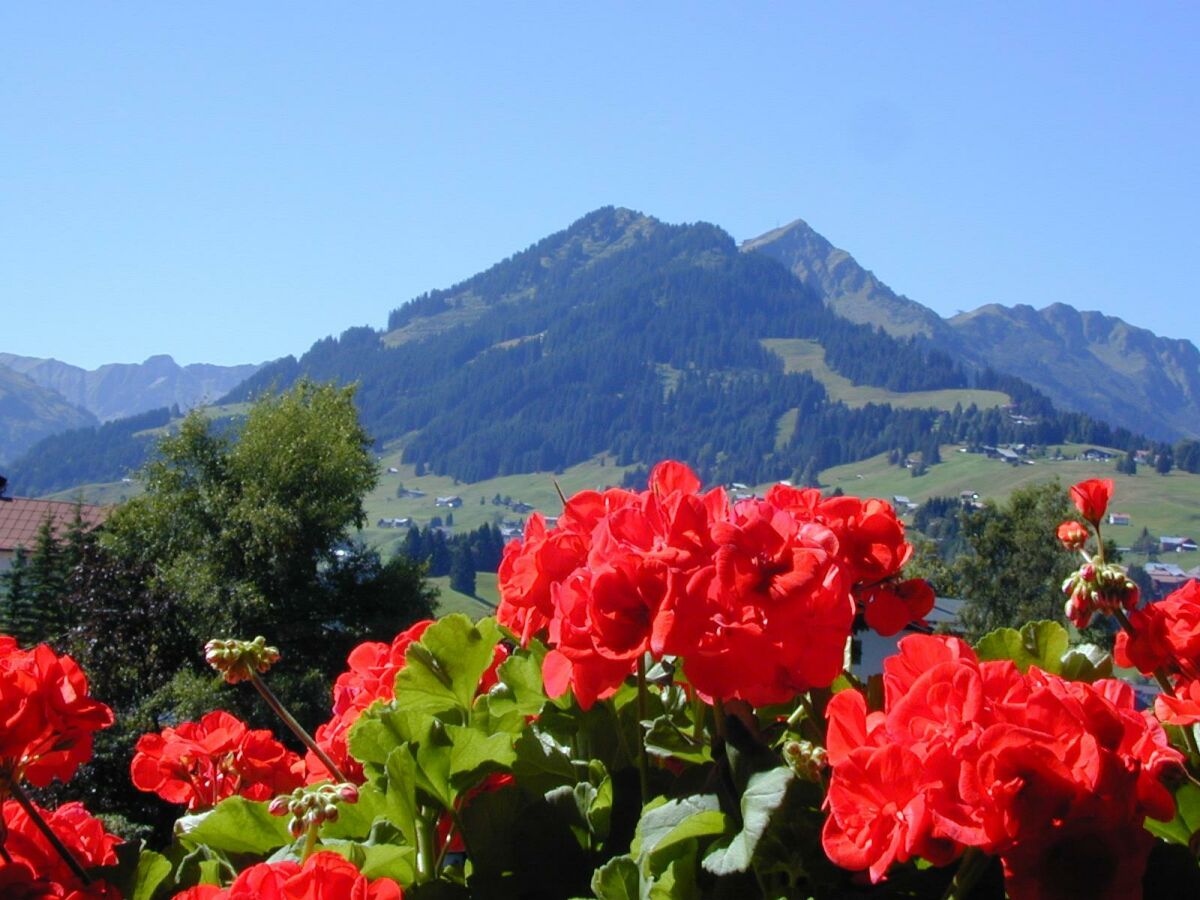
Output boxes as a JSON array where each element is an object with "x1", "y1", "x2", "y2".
[{"x1": 0, "y1": 497, "x2": 109, "y2": 552}]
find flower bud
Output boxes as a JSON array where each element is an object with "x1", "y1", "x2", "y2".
[
  {"x1": 337, "y1": 783, "x2": 359, "y2": 804},
  {"x1": 268, "y1": 796, "x2": 290, "y2": 817},
  {"x1": 288, "y1": 816, "x2": 306, "y2": 838},
  {"x1": 203, "y1": 635, "x2": 281, "y2": 684}
]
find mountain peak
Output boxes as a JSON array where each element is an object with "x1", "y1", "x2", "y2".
[{"x1": 741, "y1": 219, "x2": 949, "y2": 341}]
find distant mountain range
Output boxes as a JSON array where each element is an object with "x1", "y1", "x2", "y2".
[
  {"x1": 7, "y1": 207, "x2": 1194, "y2": 494},
  {"x1": 0, "y1": 354, "x2": 263, "y2": 465},
  {"x1": 745, "y1": 219, "x2": 1200, "y2": 442},
  {"x1": 0, "y1": 365, "x2": 96, "y2": 465}
]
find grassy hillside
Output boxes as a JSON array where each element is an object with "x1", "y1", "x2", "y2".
[
  {"x1": 428, "y1": 572, "x2": 499, "y2": 620},
  {"x1": 818, "y1": 443, "x2": 1200, "y2": 550},
  {"x1": 762, "y1": 338, "x2": 1009, "y2": 411},
  {"x1": 361, "y1": 451, "x2": 635, "y2": 555}
]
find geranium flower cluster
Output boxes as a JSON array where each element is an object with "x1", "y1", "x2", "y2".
[
  {"x1": 131, "y1": 709, "x2": 304, "y2": 811},
  {"x1": 0, "y1": 635, "x2": 119, "y2": 896},
  {"x1": 0, "y1": 800, "x2": 122, "y2": 899},
  {"x1": 1056, "y1": 478, "x2": 1139, "y2": 628},
  {"x1": 173, "y1": 851, "x2": 402, "y2": 899},
  {"x1": 822, "y1": 634, "x2": 1183, "y2": 899},
  {"x1": 497, "y1": 461, "x2": 931, "y2": 708},
  {"x1": 1116, "y1": 579, "x2": 1200, "y2": 726},
  {"x1": 0, "y1": 635, "x2": 114, "y2": 787}
]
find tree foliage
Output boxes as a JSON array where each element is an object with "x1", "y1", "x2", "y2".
[{"x1": 953, "y1": 482, "x2": 1082, "y2": 640}]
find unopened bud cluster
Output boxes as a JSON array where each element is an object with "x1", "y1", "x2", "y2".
[
  {"x1": 1062, "y1": 561, "x2": 1138, "y2": 629},
  {"x1": 783, "y1": 739, "x2": 828, "y2": 782},
  {"x1": 204, "y1": 636, "x2": 281, "y2": 684},
  {"x1": 269, "y1": 782, "x2": 359, "y2": 837}
]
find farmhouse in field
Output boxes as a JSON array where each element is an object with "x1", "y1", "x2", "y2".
[
  {"x1": 1160, "y1": 536, "x2": 1199, "y2": 553},
  {"x1": 1108, "y1": 512, "x2": 1132, "y2": 526},
  {"x1": 435, "y1": 495, "x2": 463, "y2": 508}
]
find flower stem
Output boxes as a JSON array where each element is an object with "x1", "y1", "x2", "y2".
[
  {"x1": 636, "y1": 655, "x2": 651, "y2": 802},
  {"x1": 249, "y1": 671, "x2": 347, "y2": 783},
  {"x1": 299, "y1": 818, "x2": 320, "y2": 864},
  {"x1": 9, "y1": 781, "x2": 90, "y2": 884},
  {"x1": 941, "y1": 847, "x2": 989, "y2": 900},
  {"x1": 414, "y1": 806, "x2": 436, "y2": 882}
]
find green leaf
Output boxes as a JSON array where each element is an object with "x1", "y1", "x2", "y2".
[
  {"x1": 459, "y1": 783, "x2": 521, "y2": 881},
  {"x1": 634, "y1": 794, "x2": 725, "y2": 872},
  {"x1": 447, "y1": 723, "x2": 516, "y2": 790},
  {"x1": 175, "y1": 796, "x2": 292, "y2": 855},
  {"x1": 382, "y1": 747, "x2": 421, "y2": 847},
  {"x1": 128, "y1": 850, "x2": 172, "y2": 900},
  {"x1": 1059, "y1": 643, "x2": 1114, "y2": 682},
  {"x1": 644, "y1": 715, "x2": 712, "y2": 765},
  {"x1": 512, "y1": 728, "x2": 578, "y2": 796},
  {"x1": 322, "y1": 841, "x2": 416, "y2": 884},
  {"x1": 396, "y1": 615, "x2": 503, "y2": 715},
  {"x1": 1146, "y1": 782, "x2": 1200, "y2": 845},
  {"x1": 350, "y1": 703, "x2": 422, "y2": 767},
  {"x1": 591, "y1": 855, "x2": 641, "y2": 900},
  {"x1": 490, "y1": 643, "x2": 548, "y2": 718},
  {"x1": 975, "y1": 620, "x2": 1069, "y2": 674},
  {"x1": 703, "y1": 767, "x2": 794, "y2": 876}
]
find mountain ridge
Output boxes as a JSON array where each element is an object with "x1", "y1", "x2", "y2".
[
  {"x1": 0, "y1": 352, "x2": 264, "y2": 423},
  {"x1": 743, "y1": 221, "x2": 1200, "y2": 442}
]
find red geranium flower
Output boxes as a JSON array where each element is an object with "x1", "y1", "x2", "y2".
[
  {"x1": 0, "y1": 636, "x2": 113, "y2": 787},
  {"x1": 0, "y1": 799, "x2": 121, "y2": 899},
  {"x1": 1068, "y1": 479, "x2": 1113, "y2": 527},
  {"x1": 131, "y1": 710, "x2": 303, "y2": 810},
  {"x1": 823, "y1": 634, "x2": 1183, "y2": 896},
  {"x1": 172, "y1": 851, "x2": 402, "y2": 900}
]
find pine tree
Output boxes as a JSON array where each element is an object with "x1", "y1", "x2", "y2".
[
  {"x1": 449, "y1": 544, "x2": 476, "y2": 596},
  {"x1": 0, "y1": 547, "x2": 31, "y2": 641},
  {"x1": 27, "y1": 516, "x2": 66, "y2": 643}
]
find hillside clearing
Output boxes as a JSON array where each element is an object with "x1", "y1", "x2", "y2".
[{"x1": 761, "y1": 338, "x2": 1010, "y2": 411}]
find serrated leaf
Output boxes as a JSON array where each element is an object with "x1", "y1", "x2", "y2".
[
  {"x1": 447, "y1": 723, "x2": 516, "y2": 789},
  {"x1": 1059, "y1": 643, "x2": 1114, "y2": 682},
  {"x1": 175, "y1": 796, "x2": 291, "y2": 855},
  {"x1": 975, "y1": 620, "x2": 1068, "y2": 674},
  {"x1": 702, "y1": 767, "x2": 794, "y2": 876},
  {"x1": 591, "y1": 855, "x2": 640, "y2": 900},
  {"x1": 634, "y1": 794, "x2": 724, "y2": 871},
  {"x1": 396, "y1": 615, "x2": 503, "y2": 715}
]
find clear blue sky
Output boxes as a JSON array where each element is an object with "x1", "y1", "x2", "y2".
[{"x1": 3, "y1": 3, "x2": 1197, "y2": 369}]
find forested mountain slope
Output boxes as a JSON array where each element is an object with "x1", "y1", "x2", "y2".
[{"x1": 744, "y1": 220, "x2": 1200, "y2": 441}]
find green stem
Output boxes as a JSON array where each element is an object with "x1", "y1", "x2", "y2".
[
  {"x1": 299, "y1": 819, "x2": 320, "y2": 864},
  {"x1": 414, "y1": 807, "x2": 436, "y2": 882},
  {"x1": 9, "y1": 781, "x2": 90, "y2": 884},
  {"x1": 941, "y1": 847, "x2": 989, "y2": 900},
  {"x1": 249, "y1": 671, "x2": 347, "y2": 783},
  {"x1": 636, "y1": 655, "x2": 650, "y2": 803}
]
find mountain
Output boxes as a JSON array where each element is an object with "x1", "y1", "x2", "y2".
[
  {"x1": 742, "y1": 219, "x2": 952, "y2": 341},
  {"x1": 947, "y1": 304, "x2": 1200, "y2": 442},
  {"x1": 11, "y1": 207, "x2": 1149, "y2": 496},
  {"x1": 0, "y1": 364, "x2": 97, "y2": 465},
  {"x1": 0, "y1": 353, "x2": 263, "y2": 423},
  {"x1": 743, "y1": 222, "x2": 1200, "y2": 442}
]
